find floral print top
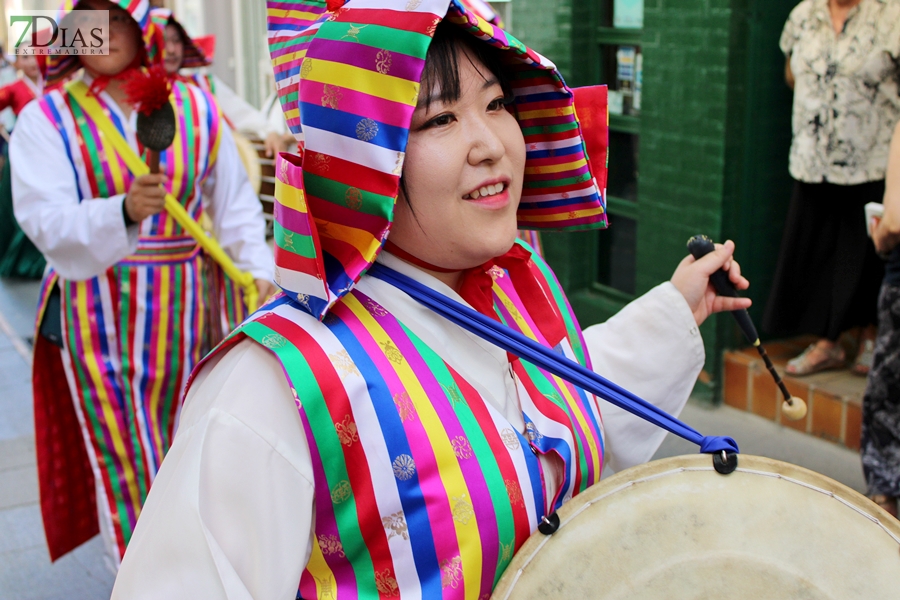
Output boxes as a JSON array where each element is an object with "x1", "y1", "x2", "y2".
[{"x1": 780, "y1": 0, "x2": 900, "y2": 184}]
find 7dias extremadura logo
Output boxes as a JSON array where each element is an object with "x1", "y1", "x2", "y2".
[{"x1": 8, "y1": 10, "x2": 109, "y2": 55}]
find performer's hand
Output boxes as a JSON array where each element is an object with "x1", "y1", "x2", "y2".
[
  {"x1": 125, "y1": 174, "x2": 167, "y2": 222},
  {"x1": 670, "y1": 240, "x2": 751, "y2": 326},
  {"x1": 263, "y1": 131, "x2": 287, "y2": 158},
  {"x1": 255, "y1": 279, "x2": 277, "y2": 303}
]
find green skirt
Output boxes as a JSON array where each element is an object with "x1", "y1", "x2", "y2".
[{"x1": 0, "y1": 156, "x2": 45, "y2": 279}]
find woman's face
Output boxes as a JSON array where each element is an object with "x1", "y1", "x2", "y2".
[
  {"x1": 163, "y1": 24, "x2": 184, "y2": 74},
  {"x1": 15, "y1": 55, "x2": 39, "y2": 80},
  {"x1": 389, "y1": 44, "x2": 525, "y2": 271},
  {"x1": 78, "y1": 1, "x2": 140, "y2": 76}
]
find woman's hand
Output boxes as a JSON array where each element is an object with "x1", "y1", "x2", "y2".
[
  {"x1": 670, "y1": 240, "x2": 751, "y2": 326},
  {"x1": 873, "y1": 218, "x2": 900, "y2": 256},
  {"x1": 263, "y1": 131, "x2": 287, "y2": 158},
  {"x1": 124, "y1": 173, "x2": 167, "y2": 222},
  {"x1": 255, "y1": 279, "x2": 277, "y2": 304}
]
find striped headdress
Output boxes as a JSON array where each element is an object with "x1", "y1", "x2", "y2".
[
  {"x1": 149, "y1": 8, "x2": 212, "y2": 69},
  {"x1": 267, "y1": 0, "x2": 609, "y2": 318},
  {"x1": 43, "y1": 0, "x2": 158, "y2": 88}
]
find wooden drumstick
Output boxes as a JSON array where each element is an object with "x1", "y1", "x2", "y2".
[{"x1": 687, "y1": 235, "x2": 807, "y2": 421}]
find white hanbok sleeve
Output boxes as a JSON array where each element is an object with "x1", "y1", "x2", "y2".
[
  {"x1": 582, "y1": 282, "x2": 705, "y2": 474},
  {"x1": 212, "y1": 75, "x2": 274, "y2": 139},
  {"x1": 10, "y1": 101, "x2": 139, "y2": 281},
  {"x1": 113, "y1": 340, "x2": 315, "y2": 600},
  {"x1": 201, "y1": 124, "x2": 274, "y2": 281}
]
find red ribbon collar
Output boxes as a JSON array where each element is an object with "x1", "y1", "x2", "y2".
[{"x1": 384, "y1": 240, "x2": 567, "y2": 351}]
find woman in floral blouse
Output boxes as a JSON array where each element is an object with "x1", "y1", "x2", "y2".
[{"x1": 764, "y1": 0, "x2": 900, "y2": 375}]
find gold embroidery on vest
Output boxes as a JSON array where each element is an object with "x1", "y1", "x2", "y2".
[
  {"x1": 525, "y1": 421, "x2": 543, "y2": 442},
  {"x1": 375, "y1": 49, "x2": 392, "y2": 75},
  {"x1": 345, "y1": 187, "x2": 363, "y2": 211},
  {"x1": 440, "y1": 556, "x2": 463, "y2": 589},
  {"x1": 318, "y1": 534, "x2": 346, "y2": 557},
  {"x1": 356, "y1": 117, "x2": 379, "y2": 142},
  {"x1": 501, "y1": 428, "x2": 521, "y2": 450},
  {"x1": 260, "y1": 333, "x2": 287, "y2": 349},
  {"x1": 382, "y1": 511, "x2": 409, "y2": 540},
  {"x1": 300, "y1": 57, "x2": 313, "y2": 78},
  {"x1": 330, "y1": 349, "x2": 360, "y2": 379},
  {"x1": 295, "y1": 293, "x2": 311, "y2": 310},
  {"x1": 393, "y1": 392, "x2": 416, "y2": 421},
  {"x1": 341, "y1": 23, "x2": 368, "y2": 42},
  {"x1": 451, "y1": 436, "x2": 473, "y2": 460},
  {"x1": 505, "y1": 479, "x2": 525, "y2": 507},
  {"x1": 312, "y1": 153, "x2": 331, "y2": 173},
  {"x1": 335, "y1": 414, "x2": 359, "y2": 447},
  {"x1": 314, "y1": 576, "x2": 336, "y2": 600},
  {"x1": 441, "y1": 383, "x2": 464, "y2": 406},
  {"x1": 488, "y1": 265, "x2": 505, "y2": 280},
  {"x1": 380, "y1": 339, "x2": 404, "y2": 365},
  {"x1": 365, "y1": 298, "x2": 388, "y2": 317},
  {"x1": 426, "y1": 17, "x2": 440, "y2": 37},
  {"x1": 282, "y1": 230, "x2": 296, "y2": 251},
  {"x1": 451, "y1": 494, "x2": 474, "y2": 525},
  {"x1": 392, "y1": 454, "x2": 416, "y2": 480},
  {"x1": 331, "y1": 480, "x2": 352, "y2": 504},
  {"x1": 375, "y1": 569, "x2": 400, "y2": 596},
  {"x1": 321, "y1": 84, "x2": 343, "y2": 110},
  {"x1": 406, "y1": 0, "x2": 422, "y2": 10},
  {"x1": 501, "y1": 541, "x2": 514, "y2": 563}
]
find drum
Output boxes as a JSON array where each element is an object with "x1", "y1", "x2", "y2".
[{"x1": 492, "y1": 454, "x2": 900, "y2": 599}]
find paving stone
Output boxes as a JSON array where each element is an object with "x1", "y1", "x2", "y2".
[
  {"x1": 0, "y1": 504, "x2": 44, "y2": 553},
  {"x1": 0, "y1": 465, "x2": 37, "y2": 510},
  {"x1": 0, "y1": 436, "x2": 35, "y2": 471},
  {"x1": 0, "y1": 540, "x2": 114, "y2": 600}
]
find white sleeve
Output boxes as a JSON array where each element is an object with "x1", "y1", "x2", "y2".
[
  {"x1": 10, "y1": 101, "x2": 139, "y2": 281},
  {"x1": 213, "y1": 75, "x2": 274, "y2": 139},
  {"x1": 583, "y1": 282, "x2": 705, "y2": 474},
  {"x1": 202, "y1": 124, "x2": 274, "y2": 281},
  {"x1": 113, "y1": 340, "x2": 314, "y2": 600}
]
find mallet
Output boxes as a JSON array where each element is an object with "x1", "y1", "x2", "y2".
[
  {"x1": 125, "y1": 65, "x2": 176, "y2": 173},
  {"x1": 687, "y1": 235, "x2": 807, "y2": 421}
]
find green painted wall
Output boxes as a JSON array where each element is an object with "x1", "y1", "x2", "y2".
[{"x1": 511, "y1": 0, "x2": 798, "y2": 402}]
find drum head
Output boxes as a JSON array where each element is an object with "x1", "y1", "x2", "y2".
[{"x1": 493, "y1": 455, "x2": 900, "y2": 599}]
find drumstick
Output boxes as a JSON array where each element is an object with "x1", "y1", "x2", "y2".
[{"x1": 687, "y1": 235, "x2": 807, "y2": 421}]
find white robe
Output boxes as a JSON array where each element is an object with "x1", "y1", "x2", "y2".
[{"x1": 112, "y1": 252, "x2": 705, "y2": 600}]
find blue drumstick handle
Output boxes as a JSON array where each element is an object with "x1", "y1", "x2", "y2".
[{"x1": 687, "y1": 235, "x2": 759, "y2": 345}]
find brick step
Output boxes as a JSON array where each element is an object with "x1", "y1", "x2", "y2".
[{"x1": 723, "y1": 336, "x2": 865, "y2": 451}]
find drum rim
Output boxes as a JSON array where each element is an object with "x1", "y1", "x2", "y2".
[{"x1": 492, "y1": 454, "x2": 900, "y2": 599}]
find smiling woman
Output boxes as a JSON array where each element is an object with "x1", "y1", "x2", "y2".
[{"x1": 112, "y1": 1, "x2": 751, "y2": 598}]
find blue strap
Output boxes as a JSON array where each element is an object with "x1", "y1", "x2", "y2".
[{"x1": 368, "y1": 263, "x2": 739, "y2": 455}]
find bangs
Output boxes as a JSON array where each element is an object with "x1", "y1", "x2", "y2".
[{"x1": 419, "y1": 21, "x2": 512, "y2": 110}]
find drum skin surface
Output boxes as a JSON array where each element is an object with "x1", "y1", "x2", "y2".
[{"x1": 492, "y1": 455, "x2": 900, "y2": 599}]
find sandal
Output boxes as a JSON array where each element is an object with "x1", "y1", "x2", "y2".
[
  {"x1": 868, "y1": 494, "x2": 898, "y2": 518},
  {"x1": 851, "y1": 338, "x2": 875, "y2": 377},
  {"x1": 785, "y1": 343, "x2": 846, "y2": 376}
]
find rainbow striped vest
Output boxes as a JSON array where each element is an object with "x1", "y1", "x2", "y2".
[
  {"x1": 222, "y1": 250, "x2": 605, "y2": 598},
  {"x1": 37, "y1": 78, "x2": 221, "y2": 235}
]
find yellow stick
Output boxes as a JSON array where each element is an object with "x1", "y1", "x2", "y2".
[{"x1": 68, "y1": 81, "x2": 259, "y2": 312}]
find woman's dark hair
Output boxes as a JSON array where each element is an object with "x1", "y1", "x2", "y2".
[
  {"x1": 419, "y1": 21, "x2": 513, "y2": 111},
  {"x1": 398, "y1": 21, "x2": 515, "y2": 214}
]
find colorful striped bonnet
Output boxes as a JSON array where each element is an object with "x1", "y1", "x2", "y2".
[
  {"x1": 267, "y1": 0, "x2": 609, "y2": 318},
  {"x1": 149, "y1": 8, "x2": 211, "y2": 69},
  {"x1": 43, "y1": 0, "x2": 159, "y2": 88}
]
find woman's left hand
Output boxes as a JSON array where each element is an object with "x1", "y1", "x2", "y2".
[
  {"x1": 255, "y1": 279, "x2": 278, "y2": 304},
  {"x1": 670, "y1": 240, "x2": 751, "y2": 326}
]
